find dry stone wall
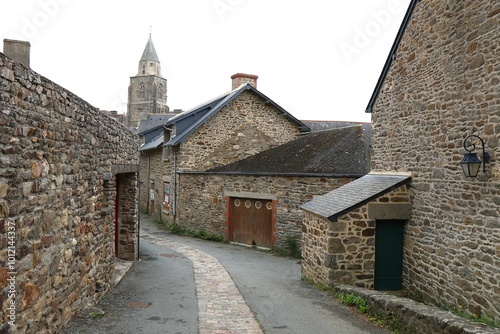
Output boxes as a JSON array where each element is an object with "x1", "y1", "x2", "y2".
[
  {"x1": 139, "y1": 148, "x2": 173, "y2": 219},
  {"x1": 371, "y1": 0, "x2": 500, "y2": 323},
  {"x1": 178, "y1": 172, "x2": 352, "y2": 250},
  {"x1": 0, "y1": 52, "x2": 139, "y2": 333}
]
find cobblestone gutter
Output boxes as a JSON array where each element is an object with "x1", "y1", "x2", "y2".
[{"x1": 334, "y1": 284, "x2": 500, "y2": 334}]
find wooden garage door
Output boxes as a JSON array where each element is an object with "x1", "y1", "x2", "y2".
[{"x1": 229, "y1": 198, "x2": 273, "y2": 248}]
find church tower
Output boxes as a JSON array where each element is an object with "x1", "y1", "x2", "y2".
[{"x1": 127, "y1": 34, "x2": 168, "y2": 128}]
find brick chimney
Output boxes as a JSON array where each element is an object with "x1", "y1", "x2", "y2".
[
  {"x1": 231, "y1": 73, "x2": 258, "y2": 90},
  {"x1": 3, "y1": 39, "x2": 30, "y2": 67}
]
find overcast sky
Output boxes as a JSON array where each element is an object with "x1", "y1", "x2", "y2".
[{"x1": 1, "y1": 0, "x2": 411, "y2": 122}]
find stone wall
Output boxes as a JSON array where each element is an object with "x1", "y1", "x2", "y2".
[
  {"x1": 178, "y1": 172, "x2": 352, "y2": 250},
  {"x1": 116, "y1": 173, "x2": 139, "y2": 261},
  {"x1": 139, "y1": 148, "x2": 173, "y2": 219},
  {"x1": 139, "y1": 89, "x2": 307, "y2": 222},
  {"x1": 175, "y1": 90, "x2": 303, "y2": 171},
  {"x1": 371, "y1": 0, "x2": 500, "y2": 323},
  {"x1": 302, "y1": 185, "x2": 410, "y2": 289},
  {"x1": 334, "y1": 284, "x2": 500, "y2": 334},
  {"x1": 0, "y1": 52, "x2": 140, "y2": 332}
]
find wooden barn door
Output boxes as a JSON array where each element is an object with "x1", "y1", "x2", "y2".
[{"x1": 229, "y1": 198, "x2": 273, "y2": 248}]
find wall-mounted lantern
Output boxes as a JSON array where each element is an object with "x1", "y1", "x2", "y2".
[{"x1": 460, "y1": 135, "x2": 490, "y2": 177}]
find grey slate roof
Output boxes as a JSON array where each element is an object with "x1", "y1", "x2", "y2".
[
  {"x1": 207, "y1": 125, "x2": 370, "y2": 176},
  {"x1": 301, "y1": 173, "x2": 411, "y2": 221},
  {"x1": 165, "y1": 83, "x2": 310, "y2": 146},
  {"x1": 138, "y1": 113, "x2": 180, "y2": 152},
  {"x1": 141, "y1": 35, "x2": 160, "y2": 62},
  {"x1": 139, "y1": 132, "x2": 163, "y2": 152},
  {"x1": 302, "y1": 120, "x2": 369, "y2": 132},
  {"x1": 138, "y1": 113, "x2": 179, "y2": 135}
]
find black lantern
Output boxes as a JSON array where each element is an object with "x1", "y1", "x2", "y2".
[{"x1": 460, "y1": 135, "x2": 489, "y2": 177}]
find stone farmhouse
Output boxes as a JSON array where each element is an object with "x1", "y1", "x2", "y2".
[
  {"x1": 0, "y1": 40, "x2": 140, "y2": 332},
  {"x1": 179, "y1": 125, "x2": 370, "y2": 250},
  {"x1": 138, "y1": 72, "x2": 311, "y2": 222},
  {"x1": 301, "y1": 0, "x2": 499, "y2": 325},
  {"x1": 132, "y1": 36, "x2": 373, "y2": 250}
]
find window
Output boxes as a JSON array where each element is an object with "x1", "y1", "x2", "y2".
[
  {"x1": 158, "y1": 84, "x2": 164, "y2": 100},
  {"x1": 163, "y1": 182, "x2": 171, "y2": 211},
  {"x1": 139, "y1": 83, "x2": 145, "y2": 98}
]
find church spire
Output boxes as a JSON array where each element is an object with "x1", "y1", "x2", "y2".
[
  {"x1": 137, "y1": 34, "x2": 161, "y2": 76},
  {"x1": 140, "y1": 34, "x2": 160, "y2": 62},
  {"x1": 127, "y1": 34, "x2": 168, "y2": 128}
]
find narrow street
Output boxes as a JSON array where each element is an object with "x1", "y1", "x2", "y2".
[{"x1": 63, "y1": 215, "x2": 390, "y2": 334}]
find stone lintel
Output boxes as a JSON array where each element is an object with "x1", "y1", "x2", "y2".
[
  {"x1": 224, "y1": 191, "x2": 277, "y2": 201},
  {"x1": 111, "y1": 164, "x2": 139, "y2": 174},
  {"x1": 368, "y1": 203, "x2": 411, "y2": 220}
]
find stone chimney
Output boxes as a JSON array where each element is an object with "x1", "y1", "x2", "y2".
[
  {"x1": 3, "y1": 39, "x2": 30, "y2": 67},
  {"x1": 231, "y1": 73, "x2": 258, "y2": 90}
]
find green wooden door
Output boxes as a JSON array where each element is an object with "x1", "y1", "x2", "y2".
[{"x1": 374, "y1": 220, "x2": 405, "y2": 290}]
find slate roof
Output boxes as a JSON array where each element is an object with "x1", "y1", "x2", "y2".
[
  {"x1": 139, "y1": 132, "x2": 163, "y2": 152},
  {"x1": 206, "y1": 125, "x2": 370, "y2": 176},
  {"x1": 138, "y1": 113, "x2": 179, "y2": 135},
  {"x1": 165, "y1": 83, "x2": 310, "y2": 146},
  {"x1": 302, "y1": 120, "x2": 369, "y2": 132},
  {"x1": 301, "y1": 173, "x2": 411, "y2": 221},
  {"x1": 138, "y1": 113, "x2": 180, "y2": 152},
  {"x1": 141, "y1": 34, "x2": 160, "y2": 62}
]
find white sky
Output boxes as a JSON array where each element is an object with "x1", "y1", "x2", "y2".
[{"x1": 1, "y1": 0, "x2": 411, "y2": 122}]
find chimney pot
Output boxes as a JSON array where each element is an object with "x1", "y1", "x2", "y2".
[
  {"x1": 3, "y1": 39, "x2": 31, "y2": 67},
  {"x1": 231, "y1": 73, "x2": 258, "y2": 90}
]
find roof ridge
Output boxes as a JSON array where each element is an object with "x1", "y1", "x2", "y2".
[{"x1": 167, "y1": 83, "x2": 249, "y2": 123}]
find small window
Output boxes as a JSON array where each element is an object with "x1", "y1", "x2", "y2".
[
  {"x1": 158, "y1": 84, "x2": 164, "y2": 100},
  {"x1": 139, "y1": 83, "x2": 145, "y2": 98}
]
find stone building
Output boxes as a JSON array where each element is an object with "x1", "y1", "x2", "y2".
[
  {"x1": 126, "y1": 34, "x2": 168, "y2": 129},
  {"x1": 0, "y1": 40, "x2": 140, "y2": 332},
  {"x1": 178, "y1": 125, "x2": 370, "y2": 250},
  {"x1": 138, "y1": 73, "x2": 310, "y2": 221},
  {"x1": 301, "y1": 0, "x2": 499, "y2": 325}
]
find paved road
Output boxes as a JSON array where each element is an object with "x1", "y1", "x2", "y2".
[{"x1": 63, "y1": 215, "x2": 390, "y2": 334}]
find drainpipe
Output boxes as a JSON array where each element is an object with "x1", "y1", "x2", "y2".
[
  {"x1": 173, "y1": 148, "x2": 177, "y2": 222},
  {"x1": 145, "y1": 154, "x2": 151, "y2": 214}
]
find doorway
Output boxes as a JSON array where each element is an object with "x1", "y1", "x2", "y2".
[
  {"x1": 374, "y1": 220, "x2": 405, "y2": 290},
  {"x1": 229, "y1": 197, "x2": 273, "y2": 248}
]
